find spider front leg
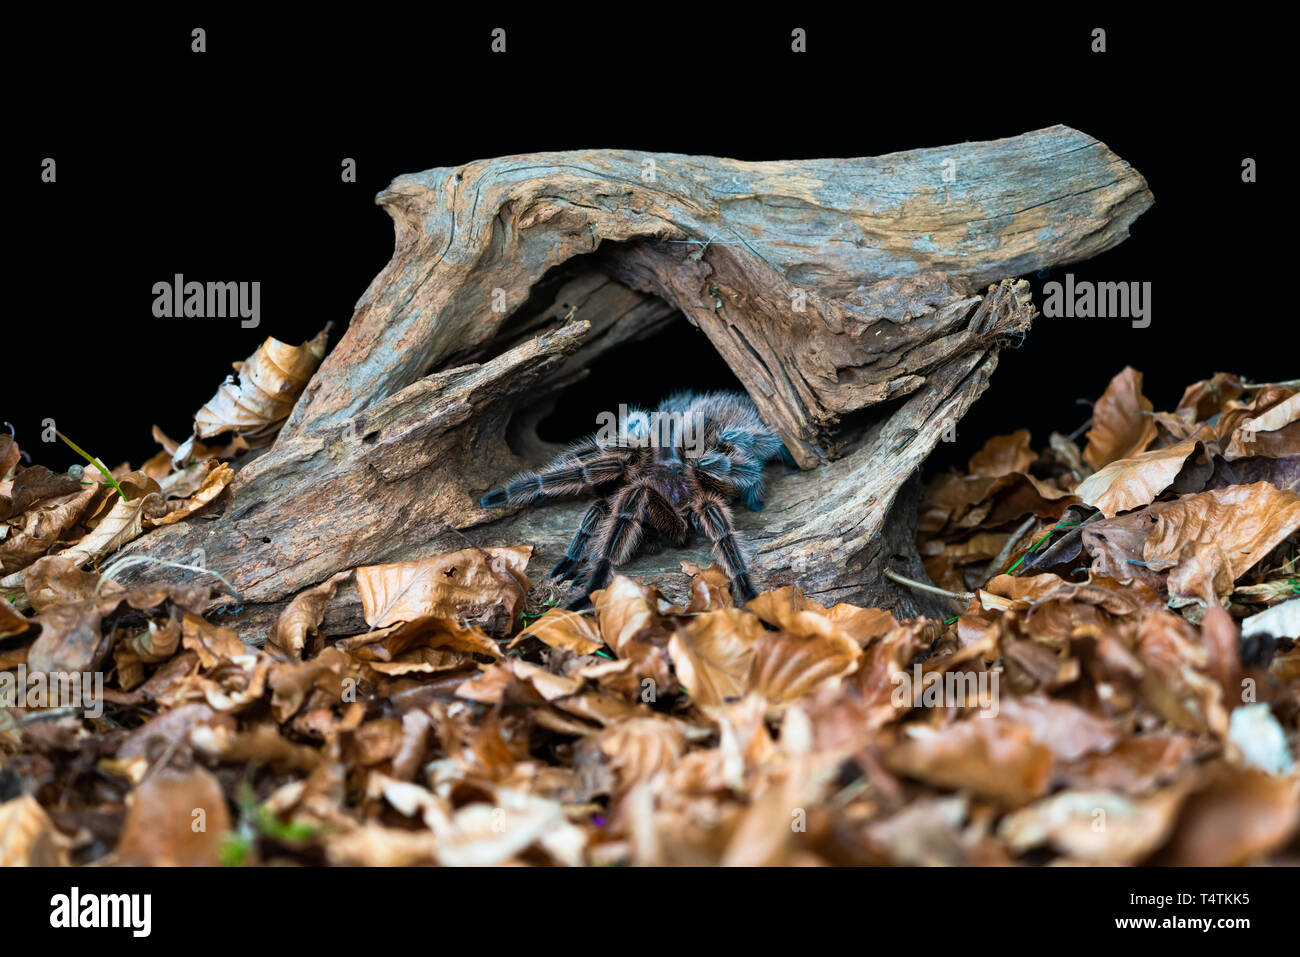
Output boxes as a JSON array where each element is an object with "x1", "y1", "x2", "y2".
[
  {"x1": 693, "y1": 498, "x2": 757, "y2": 603},
  {"x1": 550, "y1": 500, "x2": 607, "y2": 581},
  {"x1": 479, "y1": 442, "x2": 629, "y2": 509},
  {"x1": 565, "y1": 483, "x2": 678, "y2": 609}
]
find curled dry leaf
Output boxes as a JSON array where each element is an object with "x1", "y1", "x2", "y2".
[
  {"x1": 508, "y1": 606, "x2": 604, "y2": 655},
  {"x1": 0, "y1": 485, "x2": 99, "y2": 575},
  {"x1": 194, "y1": 326, "x2": 330, "y2": 441},
  {"x1": 681, "y1": 561, "x2": 734, "y2": 611},
  {"x1": 591, "y1": 576, "x2": 676, "y2": 690},
  {"x1": 150, "y1": 462, "x2": 234, "y2": 526},
  {"x1": 1143, "y1": 482, "x2": 1300, "y2": 602},
  {"x1": 747, "y1": 586, "x2": 896, "y2": 647},
  {"x1": 746, "y1": 627, "x2": 860, "y2": 704},
  {"x1": 268, "y1": 569, "x2": 352, "y2": 658},
  {"x1": 592, "y1": 715, "x2": 689, "y2": 795},
  {"x1": 356, "y1": 545, "x2": 532, "y2": 629},
  {"x1": 1083, "y1": 366, "x2": 1158, "y2": 470},
  {"x1": 967, "y1": 428, "x2": 1036, "y2": 478},
  {"x1": 0, "y1": 465, "x2": 83, "y2": 521},
  {"x1": 1222, "y1": 391, "x2": 1300, "y2": 460},
  {"x1": 1074, "y1": 438, "x2": 1201, "y2": 517}
]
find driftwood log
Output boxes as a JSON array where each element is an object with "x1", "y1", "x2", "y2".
[{"x1": 120, "y1": 125, "x2": 1152, "y2": 636}]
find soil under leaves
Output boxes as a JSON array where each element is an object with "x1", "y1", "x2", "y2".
[{"x1": 2, "y1": 361, "x2": 1299, "y2": 866}]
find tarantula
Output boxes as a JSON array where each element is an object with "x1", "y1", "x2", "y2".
[{"x1": 479, "y1": 391, "x2": 792, "y2": 608}]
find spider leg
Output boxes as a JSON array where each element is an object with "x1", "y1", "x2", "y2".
[
  {"x1": 693, "y1": 497, "x2": 757, "y2": 603},
  {"x1": 480, "y1": 447, "x2": 629, "y2": 508},
  {"x1": 550, "y1": 500, "x2": 607, "y2": 581},
  {"x1": 695, "y1": 447, "x2": 767, "y2": 510},
  {"x1": 565, "y1": 484, "x2": 653, "y2": 608}
]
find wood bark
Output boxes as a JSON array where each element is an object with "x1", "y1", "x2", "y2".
[{"x1": 118, "y1": 125, "x2": 1152, "y2": 636}]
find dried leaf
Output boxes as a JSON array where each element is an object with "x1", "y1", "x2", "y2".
[
  {"x1": 114, "y1": 767, "x2": 232, "y2": 865},
  {"x1": 194, "y1": 327, "x2": 329, "y2": 440},
  {"x1": 1144, "y1": 482, "x2": 1300, "y2": 602},
  {"x1": 150, "y1": 462, "x2": 234, "y2": 526},
  {"x1": 0, "y1": 794, "x2": 70, "y2": 865},
  {"x1": 268, "y1": 569, "x2": 351, "y2": 658},
  {"x1": 508, "y1": 606, "x2": 604, "y2": 655},
  {"x1": 1074, "y1": 438, "x2": 1201, "y2": 517},
  {"x1": 356, "y1": 545, "x2": 532, "y2": 628},
  {"x1": 1083, "y1": 366, "x2": 1157, "y2": 469}
]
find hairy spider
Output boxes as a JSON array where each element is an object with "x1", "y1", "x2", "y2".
[{"x1": 478, "y1": 390, "x2": 792, "y2": 608}]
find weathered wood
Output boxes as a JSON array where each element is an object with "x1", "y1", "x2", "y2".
[{"x1": 117, "y1": 126, "x2": 1151, "y2": 634}]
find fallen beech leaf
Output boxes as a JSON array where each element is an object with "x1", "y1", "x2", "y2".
[
  {"x1": 0, "y1": 794, "x2": 70, "y2": 865},
  {"x1": 151, "y1": 462, "x2": 234, "y2": 526},
  {"x1": 746, "y1": 627, "x2": 860, "y2": 703},
  {"x1": 356, "y1": 545, "x2": 532, "y2": 628},
  {"x1": 268, "y1": 569, "x2": 352, "y2": 658},
  {"x1": 884, "y1": 718, "x2": 1054, "y2": 807},
  {"x1": 435, "y1": 788, "x2": 585, "y2": 866},
  {"x1": 1137, "y1": 611, "x2": 1230, "y2": 737},
  {"x1": 1083, "y1": 366, "x2": 1157, "y2": 469},
  {"x1": 0, "y1": 466, "x2": 82, "y2": 521},
  {"x1": 1176, "y1": 372, "x2": 1244, "y2": 422},
  {"x1": 967, "y1": 429, "x2": 1035, "y2": 478},
  {"x1": 1143, "y1": 482, "x2": 1300, "y2": 602},
  {"x1": 998, "y1": 695, "x2": 1121, "y2": 761},
  {"x1": 681, "y1": 561, "x2": 734, "y2": 611},
  {"x1": 0, "y1": 485, "x2": 99, "y2": 575},
  {"x1": 1059, "y1": 734, "x2": 1196, "y2": 795},
  {"x1": 1223, "y1": 391, "x2": 1300, "y2": 460},
  {"x1": 194, "y1": 327, "x2": 330, "y2": 441},
  {"x1": 1158, "y1": 764, "x2": 1300, "y2": 865},
  {"x1": 151, "y1": 424, "x2": 249, "y2": 465},
  {"x1": 747, "y1": 586, "x2": 895, "y2": 647},
  {"x1": 324, "y1": 825, "x2": 438, "y2": 866},
  {"x1": 667, "y1": 607, "x2": 766, "y2": 707},
  {"x1": 593, "y1": 716, "x2": 688, "y2": 794},
  {"x1": 1074, "y1": 438, "x2": 1201, "y2": 517},
  {"x1": 508, "y1": 606, "x2": 604, "y2": 655},
  {"x1": 28, "y1": 600, "x2": 107, "y2": 674},
  {"x1": 53, "y1": 476, "x2": 164, "y2": 571},
  {"x1": 0, "y1": 434, "x2": 19, "y2": 481},
  {"x1": 114, "y1": 766, "x2": 232, "y2": 865},
  {"x1": 998, "y1": 786, "x2": 1187, "y2": 864},
  {"x1": 338, "y1": 616, "x2": 500, "y2": 661},
  {"x1": 181, "y1": 612, "x2": 248, "y2": 668},
  {"x1": 114, "y1": 616, "x2": 183, "y2": 690},
  {"x1": 591, "y1": 576, "x2": 676, "y2": 690}
]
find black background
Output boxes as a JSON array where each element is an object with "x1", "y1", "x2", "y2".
[{"x1": 8, "y1": 7, "x2": 1287, "y2": 474}]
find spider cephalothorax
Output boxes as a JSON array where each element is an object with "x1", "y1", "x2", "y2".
[{"x1": 479, "y1": 390, "x2": 792, "y2": 608}]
